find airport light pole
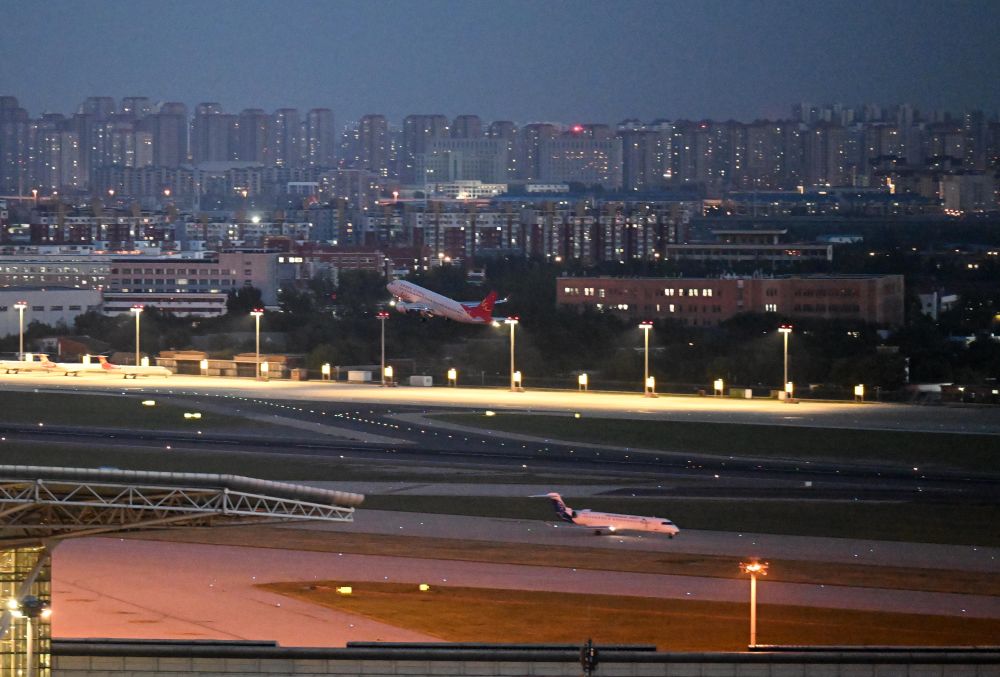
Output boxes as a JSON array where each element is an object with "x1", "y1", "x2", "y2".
[
  {"x1": 639, "y1": 320, "x2": 654, "y2": 396},
  {"x1": 251, "y1": 308, "x2": 264, "y2": 380},
  {"x1": 505, "y1": 316, "x2": 519, "y2": 391},
  {"x1": 377, "y1": 311, "x2": 389, "y2": 386},
  {"x1": 14, "y1": 301, "x2": 27, "y2": 360},
  {"x1": 739, "y1": 560, "x2": 768, "y2": 647},
  {"x1": 130, "y1": 305, "x2": 144, "y2": 366},
  {"x1": 778, "y1": 324, "x2": 792, "y2": 396}
]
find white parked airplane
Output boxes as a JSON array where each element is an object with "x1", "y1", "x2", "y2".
[
  {"x1": 386, "y1": 279, "x2": 505, "y2": 324},
  {"x1": 95, "y1": 355, "x2": 171, "y2": 378},
  {"x1": 0, "y1": 355, "x2": 63, "y2": 374},
  {"x1": 536, "y1": 492, "x2": 680, "y2": 537}
]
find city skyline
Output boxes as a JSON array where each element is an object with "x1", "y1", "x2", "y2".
[
  {"x1": 2, "y1": 94, "x2": 998, "y2": 127},
  {"x1": 2, "y1": 0, "x2": 999, "y2": 124}
]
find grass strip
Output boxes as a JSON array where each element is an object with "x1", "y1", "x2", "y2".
[
  {"x1": 0, "y1": 391, "x2": 254, "y2": 431},
  {"x1": 134, "y1": 526, "x2": 999, "y2": 597},
  {"x1": 0, "y1": 439, "x2": 564, "y2": 484},
  {"x1": 435, "y1": 413, "x2": 1000, "y2": 473},
  {"x1": 261, "y1": 581, "x2": 1000, "y2": 651}
]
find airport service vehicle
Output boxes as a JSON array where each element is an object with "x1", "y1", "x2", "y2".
[
  {"x1": 95, "y1": 355, "x2": 171, "y2": 378},
  {"x1": 537, "y1": 492, "x2": 680, "y2": 537},
  {"x1": 386, "y1": 280, "x2": 506, "y2": 324}
]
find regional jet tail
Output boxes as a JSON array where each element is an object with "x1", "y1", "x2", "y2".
[
  {"x1": 386, "y1": 280, "x2": 506, "y2": 324},
  {"x1": 97, "y1": 355, "x2": 171, "y2": 379},
  {"x1": 534, "y1": 492, "x2": 679, "y2": 537}
]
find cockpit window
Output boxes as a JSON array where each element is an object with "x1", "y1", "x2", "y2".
[{"x1": 661, "y1": 521, "x2": 674, "y2": 525}]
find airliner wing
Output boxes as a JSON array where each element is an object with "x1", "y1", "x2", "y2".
[{"x1": 458, "y1": 298, "x2": 510, "y2": 308}]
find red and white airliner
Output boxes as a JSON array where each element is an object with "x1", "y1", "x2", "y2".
[
  {"x1": 386, "y1": 280, "x2": 506, "y2": 324},
  {"x1": 96, "y1": 355, "x2": 171, "y2": 378}
]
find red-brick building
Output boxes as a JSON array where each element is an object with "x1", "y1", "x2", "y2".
[{"x1": 557, "y1": 275, "x2": 904, "y2": 326}]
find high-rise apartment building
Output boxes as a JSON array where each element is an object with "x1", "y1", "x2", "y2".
[
  {"x1": 802, "y1": 123, "x2": 847, "y2": 187},
  {"x1": 191, "y1": 103, "x2": 237, "y2": 164},
  {"x1": 357, "y1": 114, "x2": 389, "y2": 177},
  {"x1": 28, "y1": 114, "x2": 83, "y2": 192},
  {"x1": 517, "y1": 123, "x2": 558, "y2": 182},
  {"x1": 269, "y1": 108, "x2": 301, "y2": 168},
  {"x1": 145, "y1": 102, "x2": 189, "y2": 168},
  {"x1": 0, "y1": 97, "x2": 29, "y2": 193},
  {"x1": 120, "y1": 97, "x2": 153, "y2": 119},
  {"x1": 487, "y1": 120, "x2": 518, "y2": 180},
  {"x1": 303, "y1": 108, "x2": 335, "y2": 168},
  {"x1": 539, "y1": 131, "x2": 623, "y2": 189},
  {"x1": 401, "y1": 114, "x2": 449, "y2": 183},
  {"x1": 237, "y1": 109, "x2": 269, "y2": 163},
  {"x1": 79, "y1": 96, "x2": 116, "y2": 121},
  {"x1": 452, "y1": 115, "x2": 483, "y2": 139},
  {"x1": 745, "y1": 121, "x2": 798, "y2": 190},
  {"x1": 620, "y1": 129, "x2": 668, "y2": 192}
]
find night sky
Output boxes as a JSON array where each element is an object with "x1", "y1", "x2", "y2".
[{"x1": 2, "y1": 0, "x2": 999, "y2": 124}]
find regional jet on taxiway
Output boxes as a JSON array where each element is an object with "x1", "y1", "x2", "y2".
[{"x1": 535, "y1": 492, "x2": 680, "y2": 537}]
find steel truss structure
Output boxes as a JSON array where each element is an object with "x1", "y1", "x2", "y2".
[
  {"x1": 0, "y1": 465, "x2": 364, "y2": 676},
  {"x1": 0, "y1": 465, "x2": 364, "y2": 546}
]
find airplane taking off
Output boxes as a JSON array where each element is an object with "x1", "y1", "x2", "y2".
[
  {"x1": 96, "y1": 355, "x2": 171, "y2": 378},
  {"x1": 536, "y1": 493, "x2": 680, "y2": 537},
  {"x1": 386, "y1": 279, "x2": 506, "y2": 324}
]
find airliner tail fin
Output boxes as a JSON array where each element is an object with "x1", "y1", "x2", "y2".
[
  {"x1": 478, "y1": 290, "x2": 498, "y2": 314},
  {"x1": 532, "y1": 492, "x2": 576, "y2": 523}
]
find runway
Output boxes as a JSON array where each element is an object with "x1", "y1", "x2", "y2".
[{"x1": 3, "y1": 371, "x2": 1000, "y2": 434}]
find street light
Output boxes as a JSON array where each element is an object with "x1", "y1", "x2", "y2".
[
  {"x1": 447, "y1": 368, "x2": 458, "y2": 386},
  {"x1": 778, "y1": 324, "x2": 792, "y2": 398},
  {"x1": 578, "y1": 373, "x2": 588, "y2": 391},
  {"x1": 130, "y1": 305, "x2": 143, "y2": 366},
  {"x1": 505, "y1": 317, "x2": 520, "y2": 391},
  {"x1": 714, "y1": 378, "x2": 725, "y2": 396},
  {"x1": 377, "y1": 311, "x2": 390, "y2": 386},
  {"x1": 639, "y1": 321, "x2": 655, "y2": 397},
  {"x1": 739, "y1": 560, "x2": 768, "y2": 647},
  {"x1": 13, "y1": 301, "x2": 27, "y2": 360},
  {"x1": 251, "y1": 308, "x2": 264, "y2": 380}
]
